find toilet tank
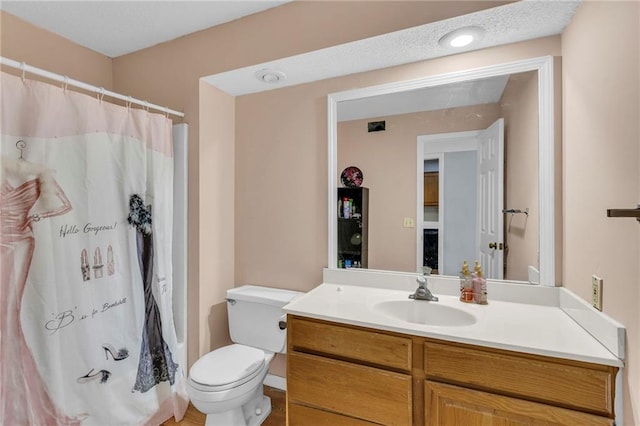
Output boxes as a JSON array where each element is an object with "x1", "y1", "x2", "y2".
[{"x1": 226, "y1": 285, "x2": 303, "y2": 354}]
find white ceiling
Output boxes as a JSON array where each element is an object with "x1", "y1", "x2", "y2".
[
  {"x1": 203, "y1": 0, "x2": 579, "y2": 97},
  {"x1": 338, "y1": 75, "x2": 510, "y2": 122},
  {"x1": 0, "y1": 1, "x2": 291, "y2": 58}
]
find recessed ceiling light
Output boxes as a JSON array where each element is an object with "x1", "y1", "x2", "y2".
[
  {"x1": 255, "y1": 68, "x2": 286, "y2": 84},
  {"x1": 439, "y1": 26, "x2": 485, "y2": 48}
]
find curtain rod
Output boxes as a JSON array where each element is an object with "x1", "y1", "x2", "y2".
[{"x1": 0, "y1": 56, "x2": 185, "y2": 118}]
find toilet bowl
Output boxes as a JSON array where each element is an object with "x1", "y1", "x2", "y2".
[
  {"x1": 187, "y1": 285, "x2": 302, "y2": 426},
  {"x1": 188, "y1": 345, "x2": 273, "y2": 425}
]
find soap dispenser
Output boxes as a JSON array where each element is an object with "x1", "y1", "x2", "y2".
[
  {"x1": 473, "y1": 262, "x2": 488, "y2": 305},
  {"x1": 459, "y1": 261, "x2": 473, "y2": 302}
]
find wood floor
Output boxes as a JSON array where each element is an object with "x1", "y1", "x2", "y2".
[{"x1": 162, "y1": 386, "x2": 286, "y2": 426}]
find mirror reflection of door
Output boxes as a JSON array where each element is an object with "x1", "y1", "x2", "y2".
[
  {"x1": 418, "y1": 118, "x2": 504, "y2": 277},
  {"x1": 478, "y1": 118, "x2": 504, "y2": 279}
]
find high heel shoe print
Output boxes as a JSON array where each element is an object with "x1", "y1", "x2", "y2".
[
  {"x1": 103, "y1": 344, "x2": 129, "y2": 361},
  {"x1": 77, "y1": 368, "x2": 111, "y2": 384}
]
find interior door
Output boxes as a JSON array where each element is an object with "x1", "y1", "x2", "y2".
[{"x1": 477, "y1": 118, "x2": 504, "y2": 279}]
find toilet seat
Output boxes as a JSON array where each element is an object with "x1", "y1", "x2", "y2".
[{"x1": 189, "y1": 344, "x2": 266, "y2": 392}]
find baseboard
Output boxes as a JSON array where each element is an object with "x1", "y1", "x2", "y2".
[{"x1": 264, "y1": 374, "x2": 286, "y2": 391}]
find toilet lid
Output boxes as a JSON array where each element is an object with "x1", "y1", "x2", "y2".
[{"x1": 189, "y1": 344, "x2": 265, "y2": 388}]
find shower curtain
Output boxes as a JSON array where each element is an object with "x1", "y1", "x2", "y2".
[{"x1": 0, "y1": 71, "x2": 188, "y2": 425}]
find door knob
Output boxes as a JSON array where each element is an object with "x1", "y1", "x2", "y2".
[{"x1": 489, "y1": 242, "x2": 497, "y2": 249}]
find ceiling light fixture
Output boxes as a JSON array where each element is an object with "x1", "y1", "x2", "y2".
[
  {"x1": 438, "y1": 26, "x2": 485, "y2": 48},
  {"x1": 255, "y1": 68, "x2": 286, "y2": 84}
]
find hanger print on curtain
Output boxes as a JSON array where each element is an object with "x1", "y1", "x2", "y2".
[
  {"x1": 128, "y1": 194, "x2": 178, "y2": 392},
  {"x1": 0, "y1": 142, "x2": 80, "y2": 425}
]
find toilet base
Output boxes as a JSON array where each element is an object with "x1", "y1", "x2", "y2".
[{"x1": 204, "y1": 393, "x2": 272, "y2": 426}]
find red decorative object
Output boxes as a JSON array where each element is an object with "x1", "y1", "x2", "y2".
[{"x1": 341, "y1": 166, "x2": 363, "y2": 187}]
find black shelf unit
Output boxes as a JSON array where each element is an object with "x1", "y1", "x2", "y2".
[{"x1": 337, "y1": 187, "x2": 369, "y2": 268}]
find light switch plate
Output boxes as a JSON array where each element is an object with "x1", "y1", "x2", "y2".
[
  {"x1": 592, "y1": 275, "x2": 603, "y2": 311},
  {"x1": 403, "y1": 217, "x2": 414, "y2": 228}
]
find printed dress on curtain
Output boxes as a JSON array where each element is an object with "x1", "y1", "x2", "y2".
[
  {"x1": 127, "y1": 194, "x2": 178, "y2": 393},
  {"x1": 0, "y1": 156, "x2": 80, "y2": 425}
]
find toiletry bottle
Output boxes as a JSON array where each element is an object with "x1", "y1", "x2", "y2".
[
  {"x1": 459, "y1": 261, "x2": 473, "y2": 302},
  {"x1": 476, "y1": 265, "x2": 488, "y2": 304},
  {"x1": 472, "y1": 261, "x2": 487, "y2": 304},
  {"x1": 343, "y1": 197, "x2": 350, "y2": 219}
]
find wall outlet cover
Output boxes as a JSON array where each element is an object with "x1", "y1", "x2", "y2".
[{"x1": 592, "y1": 275, "x2": 603, "y2": 311}]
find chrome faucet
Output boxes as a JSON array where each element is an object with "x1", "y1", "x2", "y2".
[{"x1": 409, "y1": 267, "x2": 439, "y2": 301}]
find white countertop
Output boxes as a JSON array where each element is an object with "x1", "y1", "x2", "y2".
[{"x1": 283, "y1": 282, "x2": 623, "y2": 367}]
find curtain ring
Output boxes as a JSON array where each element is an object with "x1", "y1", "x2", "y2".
[
  {"x1": 164, "y1": 107, "x2": 169, "y2": 118},
  {"x1": 96, "y1": 87, "x2": 105, "y2": 103},
  {"x1": 62, "y1": 76, "x2": 69, "y2": 92},
  {"x1": 20, "y1": 62, "x2": 26, "y2": 83},
  {"x1": 126, "y1": 96, "x2": 133, "y2": 110},
  {"x1": 143, "y1": 101, "x2": 150, "y2": 112}
]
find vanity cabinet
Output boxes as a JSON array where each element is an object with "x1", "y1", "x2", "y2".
[
  {"x1": 286, "y1": 316, "x2": 618, "y2": 426},
  {"x1": 337, "y1": 187, "x2": 368, "y2": 268}
]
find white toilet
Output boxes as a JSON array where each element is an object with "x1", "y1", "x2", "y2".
[{"x1": 187, "y1": 285, "x2": 302, "y2": 426}]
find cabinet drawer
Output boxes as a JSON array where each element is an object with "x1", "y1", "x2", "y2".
[
  {"x1": 424, "y1": 381, "x2": 613, "y2": 426},
  {"x1": 289, "y1": 316, "x2": 412, "y2": 371},
  {"x1": 424, "y1": 341, "x2": 616, "y2": 417},
  {"x1": 289, "y1": 403, "x2": 380, "y2": 426},
  {"x1": 425, "y1": 381, "x2": 613, "y2": 426},
  {"x1": 288, "y1": 351, "x2": 412, "y2": 425}
]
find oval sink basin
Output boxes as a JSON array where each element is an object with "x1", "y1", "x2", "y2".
[{"x1": 374, "y1": 300, "x2": 476, "y2": 327}]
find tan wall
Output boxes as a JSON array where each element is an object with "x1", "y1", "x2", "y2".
[
  {"x1": 109, "y1": 1, "x2": 510, "y2": 368},
  {"x1": 234, "y1": 35, "x2": 561, "y2": 289},
  {"x1": 562, "y1": 2, "x2": 639, "y2": 424},
  {"x1": 0, "y1": 11, "x2": 112, "y2": 89},
  {"x1": 501, "y1": 71, "x2": 539, "y2": 281},
  {"x1": 197, "y1": 81, "x2": 236, "y2": 362},
  {"x1": 338, "y1": 104, "x2": 502, "y2": 273}
]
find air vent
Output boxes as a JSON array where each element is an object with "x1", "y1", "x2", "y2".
[{"x1": 368, "y1": 121, "x2": 385, "y2": 132}]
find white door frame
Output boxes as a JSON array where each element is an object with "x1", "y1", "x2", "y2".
[
  {"x1": 417, "y1": 152, "x2": 444, "y2": 273},
  {"x1": 417, "y1": 131, "x2": 480, "y2": 274}
]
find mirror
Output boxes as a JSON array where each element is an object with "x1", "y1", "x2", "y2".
[{"x1": 328, "y1": 56, "x2": 556, "y2": 286}]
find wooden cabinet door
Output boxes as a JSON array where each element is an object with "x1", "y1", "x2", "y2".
[
  {"x1": 424, "y1": 340, "x2": 616, "y2": 417},
  {"x1": 289, "y1": 403, "x2": 380, "y2": 426},
  {"x1": 425, "y1": 381, "x2": 613, "y2": 426},
  {"x1": 289, "y1": 351, "x2": 412, "y2": 425},
  {"x1": 423, "y1": 172, "x2": 439, "y2": 206}
]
